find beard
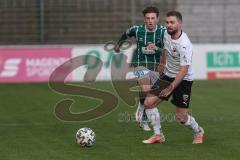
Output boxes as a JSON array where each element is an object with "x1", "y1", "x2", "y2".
[{"x1": 167, "y1": 29, "x2": 177, "y2": 35}]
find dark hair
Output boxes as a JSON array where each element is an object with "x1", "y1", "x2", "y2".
[
  {"x1": 142, "y1": 6, "x2": 159, "y2": 17},
  {"x1": 166, "y1": 11, "x2": 182, "y2": 22}
]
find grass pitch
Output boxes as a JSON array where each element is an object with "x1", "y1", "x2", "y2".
[{"x1": 0, "y1": 80, "x2": 239, "y2": 160}]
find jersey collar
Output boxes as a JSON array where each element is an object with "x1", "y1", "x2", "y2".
[{"x1": 145, "y1": 25, "x2": 158, "y2": 32}]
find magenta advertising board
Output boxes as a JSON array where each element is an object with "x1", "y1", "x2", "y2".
[{"x1": 0, "y1": 48, "x2": 72, "y2": 83}]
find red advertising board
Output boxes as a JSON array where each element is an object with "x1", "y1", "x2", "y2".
[
  {"x1": 0, "y1": 48, "x2": 72, "y2": 83},
  {"x1": 207, "y1": 71, "x2": 240, "y2": 79}
]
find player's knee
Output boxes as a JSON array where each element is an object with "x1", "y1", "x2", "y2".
[
  {"x1": 144, "y1": 98, "x2": 155, "y2": 108},
  {"x1": 140, "y1": 85, "x2": 149, "y2": 92}
]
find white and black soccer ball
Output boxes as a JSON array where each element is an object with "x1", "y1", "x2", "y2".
[{"x1": 75, "y1": 127, "x2": 96, "y2": 147}]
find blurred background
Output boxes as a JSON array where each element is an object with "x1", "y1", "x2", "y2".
[
  {"x1": 0, "y1": 0, "x2": 239, "y2": 112},
  {"x1": 1, "y1": 1, "x2": 240, "y2": 160},
  {"x1": 1, "y1": 0, "x2": 239, "y2": 82},
  {"x1": 0, "y1": 0, "x2": 239, "y2": 44}
]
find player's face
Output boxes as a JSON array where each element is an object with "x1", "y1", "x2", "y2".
[
  {"x1": 144, "y1": 13, "x2": 159, "y2": 31},
  {"x1": 165, "y1": 16, "x2": 182, "y2": 35}
]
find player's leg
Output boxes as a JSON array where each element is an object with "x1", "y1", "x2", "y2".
[
  {"x1": 136, "y1": 70, "x2": 160, "y2": 131},
  {"x1": 144, "y1": 94, "x2": 162, "y2": 136},
  {"x1": 136, "y1": 77, "x2": 151, "y2": 131},
  {"x1": 142, "y1": 75, "x2": 173, "y2": 144},
  {"x1": 142, "y1": 94, "x2": 165, "y2": 144},
  {"x1": 175, "y1": 107, "x2": 204, "y2": 144},
  {"x1": 134, "y1": 66, "x2": 152, "y2": 131},
  {"x1": 172, "y1": 81, "x2": 204, "y2": 144}
]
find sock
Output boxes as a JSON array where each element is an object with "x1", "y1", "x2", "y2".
[
  {"x1": 141, "y1": 110, "x2": 148, "y2": 125},
  {"x1": 184, "y1": 115, "x2": 200, "y2": 133},
  {"x1": 138, "y1": 92, "x2": 147, "y2": 124},
  {"x1": 145, "y1": 108, "x2": 161, "y2": 135},
  {"x1": 136, "y1": 102, "x2": 144, "y2": 122}
]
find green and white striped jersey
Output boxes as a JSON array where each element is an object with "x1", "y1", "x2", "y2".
[{"x1": 118, "y1": 24, "x2": 166, "y2": 71}]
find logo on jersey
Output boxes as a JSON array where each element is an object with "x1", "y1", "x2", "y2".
[
  {"x1": 173, "y1": 48, "x2": 177, "y2": 52},
  {"x1": 142, "y1": 47, "x2": 156, "y2": 54},
  {"x1": 0, "y1": 58, "x2": 22, "y2": 77},
  {"x1": 183, "y1": 94, "x2": 189, "y2": 105},
  {"x1": 156, "y1": 38, "x2": 161, "y2": 44},
  {"x1": 139, "y1": 37, "x2": 143, "y2": 42}
]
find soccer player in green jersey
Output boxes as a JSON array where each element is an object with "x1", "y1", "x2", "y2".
[{"x1": 115, "y1": 6, "x2": 166, "y2": 131}]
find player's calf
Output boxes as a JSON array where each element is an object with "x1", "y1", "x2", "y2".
[{"x1": 176, "y1": 109, "x2": 204, "y2": 144}]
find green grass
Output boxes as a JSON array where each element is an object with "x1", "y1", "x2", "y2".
[{"x1": 0, "y1": 80, "x2": 240, "y2": 160}]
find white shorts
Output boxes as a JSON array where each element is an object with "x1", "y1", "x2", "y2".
[{"x1": 133, "y1": 66, "x2": 159, "y2": 86}]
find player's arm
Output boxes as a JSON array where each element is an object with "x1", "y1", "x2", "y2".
[
  {"x1": 157, "y1": 29, "x2": 166, "y2": 75},
  {"x1": 157, "y1": 49, "x2": 166, "y2": 75},
  {"x1": 170, "y1": 65, "x2": 188, "y2": 89},
  {"x1": 159, "y1": 65, "x2": 188, "y2": 97},
  {"x1": 114, "y1": 26, "x2": 136, "y2": 52}
]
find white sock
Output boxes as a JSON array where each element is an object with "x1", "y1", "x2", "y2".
[
  {"x1": 145, "y1": 107, "x2": 161, "y2": 135},
  {"x1": 136, "y1": 102, "x2": 144, "y2": 121},
  {"x1": 185, "y1": 115, "x2": 200, "y2": 133}
]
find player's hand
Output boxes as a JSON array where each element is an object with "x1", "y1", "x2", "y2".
[
  {"x1": 114, "y1": 46, "x2": 120, "y2": 53},
  {"x1": 146, "y1": 42, "x2": 158, "y2": 51},
  {"x1": 159, "y1": 84, "x2": 174, "y2": 97}
]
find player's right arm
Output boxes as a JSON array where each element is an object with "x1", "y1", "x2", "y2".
[{"x1": 114, "y1": 26, "x2": 137, "y2": 52}]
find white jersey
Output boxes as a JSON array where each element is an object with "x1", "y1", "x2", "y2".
[{"x1": 163, "y1": 31, "x2": 194, "y2": 81}]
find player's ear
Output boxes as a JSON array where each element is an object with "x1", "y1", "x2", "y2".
[
  {"x1": 178, "y1": 21, "x2": 182, "y2": 29},
  {"x1": 177, "y1": 18, "x2": 182, "y2": 25}
]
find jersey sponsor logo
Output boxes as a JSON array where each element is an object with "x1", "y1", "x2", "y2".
[
  {"x1": 172, "y1": 48, "x2": 178, "y2": 58},
  {"x1": 0, "y1": 58, "x2": 22, "y2": 77},
  {"x1": 142, "y1": 47, "x2": 156, "y2": 54},
  {"x1": 173, "y1": 48, "x2": 177, "y2": 52},
  {"x1": 165, "y1": 40, "x2": 179, "y2": 57}
]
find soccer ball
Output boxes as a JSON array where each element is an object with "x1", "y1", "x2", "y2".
[{"x1": 75, "y1": 127, "x2": 96, "y2": 147}]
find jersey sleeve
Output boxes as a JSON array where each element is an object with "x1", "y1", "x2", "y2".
[
  {"x1": 163, "y1": 31, "x2": 167, "y2": 50},
  {"x1": 117, "y1": 26, "x2": 137, "y2": 45},
  {"x1": 160, "y1": 28, "x2": 166, "y2": 48},
  {"x1": 179, "y1": 43, "x2": 193, "y2": 66},
  {"x1": 155, "y1": 28, "x2": 166, "y2": 54}
]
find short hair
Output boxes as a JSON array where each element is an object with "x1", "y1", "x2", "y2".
[
  {"x1": 142, "y1": 6, "x2": 159, "y2": 17},
  {"x1": 166, "y1": 11, "x2": 182, "y2": 22}
]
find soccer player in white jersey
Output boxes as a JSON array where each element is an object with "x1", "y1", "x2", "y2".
[{"x1": 142, "y1": 11, "x2": 204, "y2": 144}]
